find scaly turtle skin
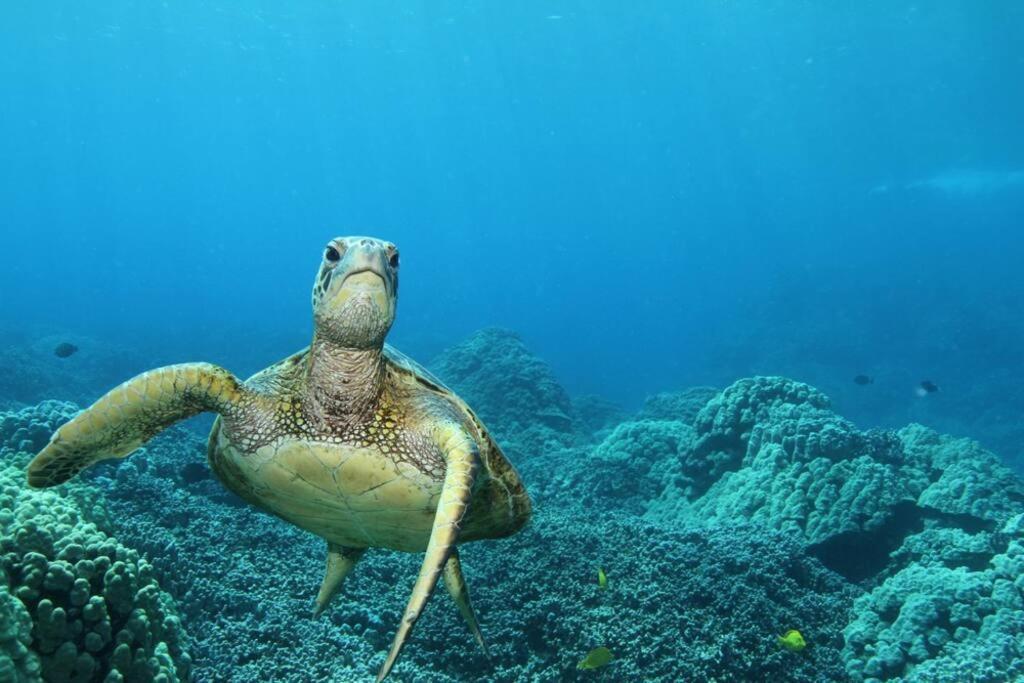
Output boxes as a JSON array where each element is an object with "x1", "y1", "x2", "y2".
[{"x1": 27, "y1": 236, "x2": 532, "y2": 681}]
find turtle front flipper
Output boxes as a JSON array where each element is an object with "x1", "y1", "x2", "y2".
[
  {"x1": 443, "y1": 548, "x2": 489, "y2": 657},
  {"x1": 27, "y1": 363, "x2": 248, "y2": 488},
  {"x1": 376, "y1": 424, "x2": 480, "y2": 682}
]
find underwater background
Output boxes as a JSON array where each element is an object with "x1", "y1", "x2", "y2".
[{"x1": 3, "y1": 2, "x2": 1024, "y2": 682}]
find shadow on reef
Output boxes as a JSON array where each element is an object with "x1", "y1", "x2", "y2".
[
  {"x1": 2, "y1": 328, "x2": 1024, "y2": 681},
  {"x1": 809, "y1": 500, "x2": 925, "y2": 583}
]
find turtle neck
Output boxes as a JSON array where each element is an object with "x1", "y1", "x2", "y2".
[{"x1": 304, "y1": 334, "x2": 386, "y2": 429}]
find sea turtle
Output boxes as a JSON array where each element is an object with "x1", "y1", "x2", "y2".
[{"x1": 27, "y1": 236, "x2": 532, "y2": 681}]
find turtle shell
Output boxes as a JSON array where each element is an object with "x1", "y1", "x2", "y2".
[{"x1": 383, "y1": 343, "x2": 454, "y2": 394}]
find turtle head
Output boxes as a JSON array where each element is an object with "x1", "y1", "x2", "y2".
[{"x1": 312, "y1": 236, "x2": 399, "y2": 349}]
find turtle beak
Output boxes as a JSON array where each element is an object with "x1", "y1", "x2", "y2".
[{"x1": 334, "y1": 241, "x2": 395, "y2": 300}]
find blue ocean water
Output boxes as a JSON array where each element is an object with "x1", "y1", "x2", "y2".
[
  {"x1": 2, "y1": 2, "x2": 1024, "y2": 440},
  {"x1": 3, "y1": 3, "x2": 1024, "y2": 456},
  {"x1": 2, "y1": 3, "x2": 1024, "y2": 682}
]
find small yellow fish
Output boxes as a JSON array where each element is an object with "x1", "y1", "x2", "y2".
[
  {"x1": 577, "y1": 646, "x2": 613, "y2": 670},
  {"x1": 597, "y1": 567, "x2": 607, "y2": 590},
  {"x1": 777, "y1": 629, "x2": 807, "y2": 652}
]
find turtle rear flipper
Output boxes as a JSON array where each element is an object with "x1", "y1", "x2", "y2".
[
  {"x1": 442, "y1": 548, "x2": 489, "y2": 657},
  {"x1": 313, "y1": 544, "x2": 366, "y2": 618},
  {"x1": 27, "y1": 363, "x2": 248, "y2": 488}
]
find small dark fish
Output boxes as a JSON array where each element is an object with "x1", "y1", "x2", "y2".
[
  {"x1": 853, "y1": 375, "x2": 873, "y2": 386},
  {"x1": 920, "y1": 380, "x2": 940, "y2": 394},
  {"x1": 54, "y1": 342, "x2": 78, "y2": 358}
]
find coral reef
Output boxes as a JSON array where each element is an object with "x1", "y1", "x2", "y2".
[
  {"x1": 842, "y1": 513, "x2": 1024, "y2": 682},
  {"x1": 542, "y1": 374, "x2": 1024, "y2": 679},
  {"x1": 569, "y1": 394, "x2": 627, "y2": 440},
  {"x1": 1, "y1": 401, "x2": 81, "y2": 456},
  {"x1": 635, "y1": 386, "x2": 718, "y2": 424},
  {"x1": 0, "y1": 581, "x2": 37, "y2": 682},
  {"x1": 4, "y1": 331, "x2": 1024, "y2": 682},
  {"x1": 644, "y1": 378, "x2": 1024, "y2": 584},
  {"x1": 899, "y1": 424, "x2": 1024, "y2": 523},
  {"x1": 0, "y1": 435, "x2": 191, "y2": 682},
  {"x1": 699, "y1": 271, "x2": 1024, "y2": 474},
  {"x1": 546, "y1": 420, "x2": 695, "y2": 514}
]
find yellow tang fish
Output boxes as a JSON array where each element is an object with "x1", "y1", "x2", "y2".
[
  {"x1": 597, "y1": 567, "x2": 608, "y2": 590},
  {"x1": 577, "y1": 646, "x2": 613, "y2": 670},
  {"x1": 777, "y1": 629, "x2": 807, "y2": 652}
]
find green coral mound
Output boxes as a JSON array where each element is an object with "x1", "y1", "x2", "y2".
[
  {"x1": 1, "y1": 401, "x2": 80, "y2": 456},
  {"x1": 843, "y1": 513, "x2": 1024, "y2": 682},
  {"x1": 0, "y1": 419, "x2": 191, "y2": 683},
  {"x1": 556, "y1": 419, "x2": 695, "y2": 513},
  {"x1": 1, "y1": 581, "x2": 37, "y2": 682},
  {"x1": 644, "y1": 377, "x2": 1024, "y2": 583},
  {"x1": 899, "y1": 424, "x2": 1024, "y2": 523},
  {"x1": 647, "y1": 377, "x2": 908, "y2": 540}
]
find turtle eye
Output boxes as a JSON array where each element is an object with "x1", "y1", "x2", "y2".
[
  {"x1": 389, "y1": 251, "x2": 400, "y2": 269},
  {"x1": 325, "y1": 246, "x2": 341, "y2": 263}
]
